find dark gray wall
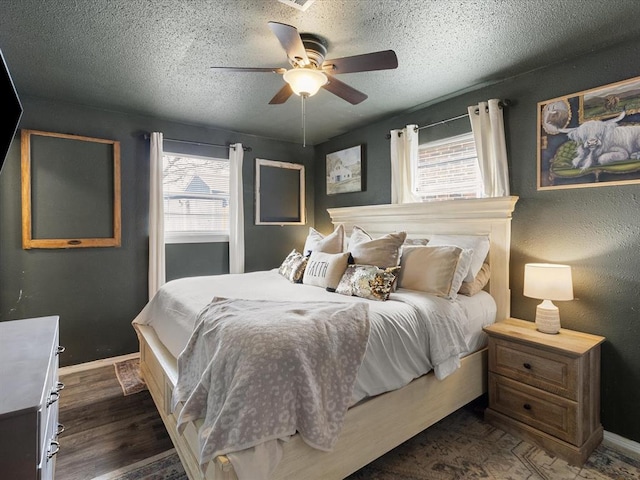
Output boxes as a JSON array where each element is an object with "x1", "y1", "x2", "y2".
[
  {"x1": 0, "y1": 96, "x2": 314, "y2": 366},
  {"x1": 314, "y1": 41, "x2": 640, "y2": 443}
]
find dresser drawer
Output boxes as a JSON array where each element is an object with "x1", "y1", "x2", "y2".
[
  {"x1": 0, "y1": 316, "x2": 61, "y2": 480},
  {"x1": 489, "y1": 373, "x2": 578, "y2": 444},
  {"x1": 39, "y1": 338, "x2": 61, "y2": 464},
  {"x1": 489, "y1": 337, "x2": 579, "y2": 399}
]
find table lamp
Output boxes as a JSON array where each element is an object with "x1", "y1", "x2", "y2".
[{"x1": 523, "y1": 263, "x2": 573, "y2": 334}]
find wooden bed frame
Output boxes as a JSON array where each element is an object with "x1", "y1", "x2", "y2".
[{"x1": 134, "y1": 196, "x2": 518, "y2": 480}]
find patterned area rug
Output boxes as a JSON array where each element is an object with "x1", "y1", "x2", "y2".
[
  {"x1": 94, "y1": 402, "x2": 640, "y2": 479},
  {"x1": 114, "y1": 358, "x2": 147, "y2": 396}
]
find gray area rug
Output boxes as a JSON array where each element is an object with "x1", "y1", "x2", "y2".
[{"x1": 93, "y1": 404, "x2": 640, "y2": 479}]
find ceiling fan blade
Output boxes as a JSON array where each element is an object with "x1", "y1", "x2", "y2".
[
  {"x1": 210, "y1": 66, "x2": 286, "y2": 74},
  {"x1": 322, "y1": 76, "x2": 368, "y2": 105},
  {"x1": 269, "y1": 83, "x2": 294, "y2": 104},
  {"x1": 322, "y1": 50, "x2": 398, "y2": 74},
  {"x1": 268, "y1": 21, "x2": 309, "y2": 66}
]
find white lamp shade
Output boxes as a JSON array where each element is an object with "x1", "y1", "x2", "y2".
[
  {"x1": 283, "y1": 68, "x2": 328, "y2": 96},
  {"x1": 523, "y1": 263, "x2": 573, "y2": 301}
]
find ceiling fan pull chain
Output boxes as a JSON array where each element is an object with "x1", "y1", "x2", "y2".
[{"x1": 302, "y1": 93, "x2": 307, "y2": 148}]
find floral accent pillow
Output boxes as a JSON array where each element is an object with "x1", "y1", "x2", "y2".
[
  {"x1": 336, "y1": 265, "x2": 401, "y2": 301},
  {"x1": 278, "y1": 249, "x2": 308, "y2": 283}
]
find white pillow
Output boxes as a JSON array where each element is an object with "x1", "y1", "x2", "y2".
[
  {"x1": 302, "y1": 251, "x2": 350, "y2": 290},
  {"x1": 303, "y1": 224, "x2": 344, "y2": 256},
  {"x1": 427, "y1": 234, "x2": 489, "y2": 283}
]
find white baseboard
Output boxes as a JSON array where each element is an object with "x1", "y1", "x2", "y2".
[
  {"x1": 59, "y1": 352, "x2": 140, "y2": 376},
  {"x1": 603, "y1": 430, "x2": 640, "y2": 460}
]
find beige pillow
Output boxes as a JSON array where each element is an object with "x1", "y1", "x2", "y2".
[
  {"x1": 398, "y1": 245, "x2": 468, "y2": 299},
  {"x1": 348, "y1": 226, "x2": 407, "y2": 268},
  {"x1": 459, "y1": 262, "x2": 490, "y2": 296},
  {"x1": 303, "y1": 224, "x2": 344, "y2": 256},
  {"x1": 302, "y1": 251, "x2": 350, "y2": 290},
  {"x1": 428, "y1": 234, "x2": 490, "y2": 282}
]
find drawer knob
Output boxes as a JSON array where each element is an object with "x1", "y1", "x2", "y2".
[
  {"x1": 523, "y1": 403, "x2": 532, "y2": 410},
  {"x1": 56, "y1": 381, "x2": 65, "y2": 393},
  {"x1": 47, "y1": 441, "x2": 60, "y2": 459},
  {"x1": 523, "y1": 362, "x2": 532, "y2": 369},
  {"x1": 56, "y1": 423, "x2": 66, "y2": 436},
  {"x1": 56, "y1": 345, "x2": 66, "y2": 355}
]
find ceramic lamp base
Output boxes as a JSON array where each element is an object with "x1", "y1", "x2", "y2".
[{"x1": 535, "y1": 299, "x2": 561, "y2": 334}]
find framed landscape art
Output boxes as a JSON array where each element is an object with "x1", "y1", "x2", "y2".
[
  {"x1": 537, "y1": 75, "x2": 640, "y2": 190},
  {"x1": 326, "y1": 145, "x2": 363, "y2": 195}
]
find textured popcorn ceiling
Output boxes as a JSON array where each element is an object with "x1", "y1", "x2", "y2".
[{"x1": 3, "y1": 0, "x2": 640, "y2": 144}]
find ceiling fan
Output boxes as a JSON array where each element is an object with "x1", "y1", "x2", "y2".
[{"x1": 211, "y1": 21, "x2": 398, "y2": 106}]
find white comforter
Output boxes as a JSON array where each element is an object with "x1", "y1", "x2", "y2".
[
  {"x1": 133, "y1": 269, "x2": 496, "y2": 479},
  {"x1": 133, "y1": 270, "x2": 492, "y2": 394}
]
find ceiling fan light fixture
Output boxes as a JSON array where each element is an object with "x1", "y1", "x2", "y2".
[{"x1": 283, "y1": 68, "x2": 327, "y2": 97}]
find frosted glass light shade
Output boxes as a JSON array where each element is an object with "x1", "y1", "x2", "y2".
[
  {"x1": 524, "y1": 263, "x2": 573, "y2": 334},
  {"x1": 283, "y1": 68, "x2": 328, "y2": 96}
]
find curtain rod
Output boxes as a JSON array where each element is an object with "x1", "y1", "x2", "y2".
[
  {"x1": 143, "y1": 133, "x2": 252, "y2": 152},
  {"x1": 386, "y1": 99, "x2": 511, "y2": 138}
]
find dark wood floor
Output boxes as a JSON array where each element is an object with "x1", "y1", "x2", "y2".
[{"x1": 55, "y1": 364, "x2": 173, "y2": 480}]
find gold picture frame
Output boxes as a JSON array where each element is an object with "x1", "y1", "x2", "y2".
[
  {"x1": 21, "y1": 129, "x2": 121, "y2": 249},
  {"x1": 538, "y1": 75, "x2": 640, "y2": 190}
]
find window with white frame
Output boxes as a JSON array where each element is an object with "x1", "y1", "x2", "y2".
[
  {"x1": 163, "y1": 153, "x2": 230, "y2": 243},
  {"x1": 414, "y1": 132, "x2": 483, "y2": 201}
]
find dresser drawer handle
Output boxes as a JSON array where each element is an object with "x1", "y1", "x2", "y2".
[
  {"x1": 56, "y1": 423, "x2": 66, "y2": 436},
  {"x1": 47, "y1": 441, "x2": 60, "y2": 459},
  {"x1": 523, "y1": 403, "x2": 532, "y2": 410},
  {"x1": 523, "y1": 362, "x2": 532, "y2": 369},
  {"x1": 56, "y1": 345, "x2": 66, "y2": 355},
  {"x1": 56, "y1": 381, "x2": 65, "y2": 393},
  {"x1": 47, "y1": 391, "x2": 60, "y2": 407}
]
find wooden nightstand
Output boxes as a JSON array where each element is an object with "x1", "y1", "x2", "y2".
[{"x1": 483, "y1": 318, "x2": 605, "y2": 466}]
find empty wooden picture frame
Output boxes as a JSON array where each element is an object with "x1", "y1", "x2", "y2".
[
  {"x1": 255, "y1": 158, "x2": 305, "y2": 225},
  {"x1": 21, "y1": 129, "x2": 121, "y2": 249}
]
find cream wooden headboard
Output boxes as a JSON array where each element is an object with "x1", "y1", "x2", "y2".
[{"x1": 328, "y1": 196, "x2": 519, "y2": 322}]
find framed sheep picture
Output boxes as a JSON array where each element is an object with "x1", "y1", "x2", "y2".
[
  {"x1": 537, "y1": 75, "x2": 640, "y2": 190},
  {"x1": 326, "y1": 145, "x2": 363, "y2": 195}
]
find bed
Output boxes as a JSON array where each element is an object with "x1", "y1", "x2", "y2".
[{"x1": 133, "y1": 196, "x2": 518, "y2": 480}]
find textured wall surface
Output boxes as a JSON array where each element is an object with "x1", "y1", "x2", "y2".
[
  {"x1": 0, "y1": 96, "x2": 314, "y2": 366},
  {"x1": 314, "y1": 40, "x2": 640, "y2": 443}
]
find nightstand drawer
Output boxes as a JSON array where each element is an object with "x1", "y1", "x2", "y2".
[
  {"x1": 489, "y1": 373, "x2": 578, "y2": 444},
  {"x1": 489, "y1": 337, "x2": 579, "y2": 400}
]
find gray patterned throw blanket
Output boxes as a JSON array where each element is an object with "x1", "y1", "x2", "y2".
[{"x1": 172, "y1": 297, "x2": 370, "y2": 465}]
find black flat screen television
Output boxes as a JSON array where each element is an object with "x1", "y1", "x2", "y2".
[{"x1": 0, "y1": 48, "x2": 23, "y2": 176}]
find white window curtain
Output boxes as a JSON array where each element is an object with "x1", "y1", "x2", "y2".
[
  {"x1": 229, "y1": 143, "x2": 245, "y2": 274},
  {"x1": 148, "y1": 132, "x2": 165, "y2": 300},
  {"x1": 467, "y1": 99, "x2": 510, "y2": 197},
  {"x1": 390, "y1": 124, "x2": 420, "y2": 204}
]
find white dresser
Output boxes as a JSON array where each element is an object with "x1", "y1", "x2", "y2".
[{"x1": 0, "y1": 316, "x2": 65, "y2": 480}]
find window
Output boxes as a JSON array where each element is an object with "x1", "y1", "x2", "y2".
[
  {"x1": 162, "y1": 153, "x2": 230, "y2": 243},
  {"x1": 414, "y1": 132, "x2": 483, "y2": 201}
]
